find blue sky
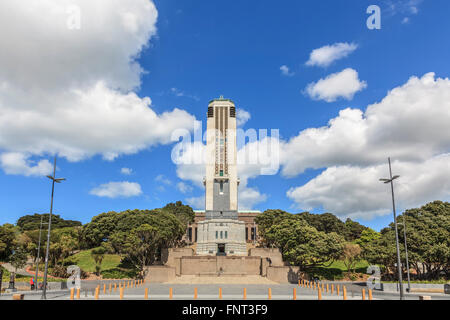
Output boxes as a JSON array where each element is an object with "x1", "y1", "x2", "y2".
[{"x1": 0, "y1": 0, "x2": 449, "y2": 231}]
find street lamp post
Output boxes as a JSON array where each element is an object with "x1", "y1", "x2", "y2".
[
  {"x1": 379, "y1": 157, "x2": 404, "y2": 300},
  {"x1": 34, "y1": 216, "x2": 49, "y2": 290},
  {"x1": 253, "y1": 221, "x2": 256, "y2": 245},
  {"x1": 399, "y1": 218, "x2": 412, "y2": 292},
  {"x1": 41, "y1": 156, "x2": 66, "y2": 300}
]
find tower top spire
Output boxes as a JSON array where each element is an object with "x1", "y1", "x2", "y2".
[{"x1": 209, "y1": 96, "x2": 234, "y2": 104}]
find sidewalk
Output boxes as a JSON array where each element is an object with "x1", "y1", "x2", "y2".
[{"x1": 1, "y1": 262, "x2": 31, "y2": 277}]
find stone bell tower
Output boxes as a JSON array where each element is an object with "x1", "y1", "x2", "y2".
[
  {"x1": 196, "y1": 96, "x2": 246, "y2": 255},
  {"x1": 204, "y1": 96, "x2": 239, "y2": 218}
]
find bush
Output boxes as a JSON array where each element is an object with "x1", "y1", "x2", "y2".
[
  {"x1": 50, "y1": 265, "x2": 71, "y2": 278},
  {"x1": 50, "y1": 265, "x2": 88, "y2": 279},
  {"x1": 101, "y1": 268, "x2": 138, "y2": 279},
  {"x1": 349, "y1": 273, "x2": 358, "y2": 281},
  {"x1": 306, "y1": 267, "x2": 344, "y2": 281},
  {"x1": 63, "y1": 257, "x2": 78, "y2": 266}
]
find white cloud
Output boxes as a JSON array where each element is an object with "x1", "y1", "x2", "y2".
[
  {"x1": 385, "y1": 0, "x2": 422, "y2": 24},
  {"x1": 173, "y1": 138, "x2": 273, "y2": 210},
  {"x1": 284, "y1": 72, "x2": 450, "y2": 177},
  {"x1": 239, "y1": 186, "x2": 268, "y2": 210},
  {"x1": 186, "y1": 196, "x2": 205, "y2": 210},
  {"x1": 305, "y1": 68, "x2": 367, "y2": 102},
  {"x1": 280, "y1": 65, "x2": 294, "y2": 76},
  {"x1": 0, "y1": 152, "x2": 53, "y2": 177},
  {"x1": 236, "y1": 109, "x2": 251, "y2": 127},
  {"x1": 281, "y1": 73, "x2": 450, "y2": 176},
  {"x1": 0, "y1": 0, "x2": 158, "y2": 92},
  {"x1": 90, "y1": 181, "x2": 143, "y2": 198},
  {"x1": 155, "y1": 174, "x2": 172, "y2": 185},
  {"x1": 386, "y1": 0, "x2": 422, "y2": 16},
  {"x1": 177, "y1": 181, "x2": 193, "y2": 194},
  {"x1": 120, "y1": 167, "x2": 132, "y2": 175},
  {"x1": 287, "y1": 154, "x2": 450, "y2": 220},
  {"x1": 0, "y1": 82, "x2": 196, "y2": 162},
  {"x1": 0, "y1": 0, "x2": 196, "y2": 171},
  {"x1": 284, "y1": 72, "x2": 450, "y2": 218},
  {"x1": 306, "y1": 42, "x2": 358, "y2": 68},
  {"x1": 170, "y1": 87, "x2": 199, "y2": 101},
  {"x1": 173, "y1": 141, "x2": 205, "y2": 188},
  {"x1": 409, "y1": 6, "x2": 419, "y2": 14}
]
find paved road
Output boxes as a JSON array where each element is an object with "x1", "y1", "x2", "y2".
[{"x1": 2, "y1": 281, "x2": 449, "y2": 300}]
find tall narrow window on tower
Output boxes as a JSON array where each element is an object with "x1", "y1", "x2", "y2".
[{"x1": 230, "y1": 106, "x2": 236, "y2": 117}]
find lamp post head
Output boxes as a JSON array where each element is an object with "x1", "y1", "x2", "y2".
[{"x1": 46, "y1": 175, "x2": 66, "y2": 183}]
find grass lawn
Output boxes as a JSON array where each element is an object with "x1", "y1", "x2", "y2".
[
  {"x1": 326, "y1": 260, "x2": 370, "y2": 273},
  {"x1": 65, "y1": 249, "x2": 138, "y2": 278},
  {"x1": 66, "y1": 249, "x2": 123, "y2": 273}
]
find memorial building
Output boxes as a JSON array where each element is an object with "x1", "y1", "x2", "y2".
[{"x1": 150, "y1": 97, "x2": 296, "y2": 284}]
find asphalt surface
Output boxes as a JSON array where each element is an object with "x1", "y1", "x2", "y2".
[{"x1": 1, "y1": 281, "x2": 449, "y2": 300}]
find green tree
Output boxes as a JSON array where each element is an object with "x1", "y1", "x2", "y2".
[
  {"x1": 397, "y1": 201, "x2": 450, "y2": 280},
  {"x1": 263, "y1": 215, "x2": 345, "y2": 270},
  {"x1": 361, "y1": 228, "x2": 398, "y2": 279},
  {"x1": 10, "y1": 247, "x2": 28, "y2": 271},
  {"x1": 344, "y1": 219, "x2": 368, "y2": 241},
  {"x1": 120, "y1": 224, "x2": 160, "y2": 278},
  {"x1": 254, "y1": 209, "x2": 291, "y2": 247},
  {"x1": 0, "y1": 224, "x2": 17, "y2": 261},
  {"x1": 162, "y1": 201, "x2": 195, "y2": 226},
  {"x1": 340, "y1": 242, "x2": 362, "y2": 274},
  {"x1": 298, "y1": 212, "x2": 346, "y2": 235},
  {"x1": 16, "y1": 213, "x2": 81, "y2": 231},
  {"x1": 361, "y1": 201, "x2": 449, "y2": 280},
  {"x1": 25, "y1": 227, "x2": 80, "y2": 268},
  {"x1": 81, "y1": 208, "x2": 188, "y2": 249},
  {"x1": 80, "y1": 211, "x2": 122, "y2": 249},
  {"x1": 354, "y1": 228, "x2": 381, "y2": 249},
  {"x1": 102, "y1": 210, "x2": 185, "y2": 275},
  {"x1": 91, "y1": 247, "x2": 106, "y2": 276}
]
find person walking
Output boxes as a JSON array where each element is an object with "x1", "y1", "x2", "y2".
[{"x1": 30, "y1": 277, "x2": 35, "y2": 290}]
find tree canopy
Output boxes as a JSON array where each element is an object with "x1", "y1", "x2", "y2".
[
  {"x1": 361, "y1": 201, "x2": 449, "y2": 280},
  {"x1": 0, "y1": 224, "x2": 17, "y2": 261},
  {"x1": 256, "y1": 210, "x2": 345, "y2": 270},
  {"x1": 16, "y1": 213, "x2": 81, "y2": 231},
  {"x1": 161, "y1": 201, "x2": 195, "y2": 226},
  {"x1": 1, "y1": 200, "x2": 448, "y2": 281}
]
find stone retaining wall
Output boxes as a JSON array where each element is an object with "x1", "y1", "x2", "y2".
[
  {"x1": 178, "y1": 256, "x2": 262, "y2": 276},
  {"x1": 144, "y1": 266, "x2": 176, "y2": 283},
  {"x1": 266, "y1": 266, "x2": 300, "y2": 284},
  {"x1": 377, "y1": 282, "x2": 448, "y2": 292},
  {"x1": 161, "y1": 247, "x2": 301, "y2": 283},
  {"x1": 248, "y1": 248, "x2": 284, "y2": 266}
]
